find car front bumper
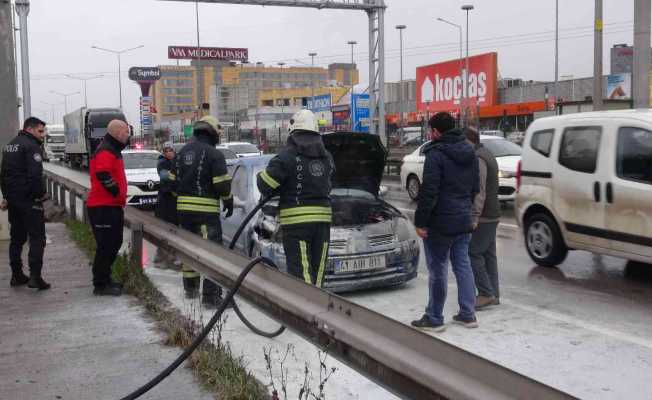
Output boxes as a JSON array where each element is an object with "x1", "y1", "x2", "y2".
[{"x1": 498, "y1": 177, "x2": 517, "y2": 201}]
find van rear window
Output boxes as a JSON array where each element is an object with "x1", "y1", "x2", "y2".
[
  {"x1": 530, "y1": 129, "x2": 554, "y2": 157},
  {"x1": 559, "y1": 126, "x2": 602, "y2": 174}
]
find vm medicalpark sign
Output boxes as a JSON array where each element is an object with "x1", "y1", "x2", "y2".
[{"x1": 168, "y1": 46, "x2": 249, "y2": 62}]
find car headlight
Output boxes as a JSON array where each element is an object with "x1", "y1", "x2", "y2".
[{"x1": 498, "y1": 170, "x2": 515, "y2": 179}]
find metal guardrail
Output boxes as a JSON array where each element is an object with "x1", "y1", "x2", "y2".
[{"x1": 43, "y1": 168, "x2": 578, "y2": 400}]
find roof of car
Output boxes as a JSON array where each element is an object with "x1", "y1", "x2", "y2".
[
  {"x1": 221, "y1": 142, "x2": 258, "y2": 146},
  {"x1": 231, "y1": 154, "x2": 274, "y2": 167},
  {"x1": 122, "y1": 149, "x2": 160, "y2": 154},
  {"x1": 535, "y1": 109, "x2": 652, "y2": 124}
]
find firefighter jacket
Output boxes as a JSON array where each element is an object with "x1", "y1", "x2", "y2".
[
  {"x1": 0, "y1": 131, "x2": 46, "y2": 204},
  {"x1": 87, "y1": 134, "x2": 128, "y2": 208},
  {"x1": 257, "y1": 130, "x2": 334, "y2": 226},
  {"x1": 172, "y1": 134, "x2": 232, "y2": 223}
]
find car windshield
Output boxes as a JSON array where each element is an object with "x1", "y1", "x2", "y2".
[
  {"x1": 123, "y1": 153, "x2": 159, "y2": 169},
  {"x1": 229, "y1": 144, "x2": 259, "y2": 154},
  {"x1": 481, "y1": 138, "x2": 522, "y2": 157}
]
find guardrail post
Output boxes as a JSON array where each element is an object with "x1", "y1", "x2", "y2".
[
  {"x1": 130, "y1": 222, "x2": 143, "y2": 266},
  {"x1": 82, "y1": 202, "x2": 89, "y2": 224},
  {"x1": 69, "y1": 190, "x2": 77, "y2": 221},
  {"x1": 59, "y1": 185, "x2": 66, "y2": 210},
  {"x1": 52, "y1": 182, "x2": 59, "y2": 205}
]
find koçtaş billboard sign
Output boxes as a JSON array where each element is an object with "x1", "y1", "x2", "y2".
[{"x1": 416, "y1": 52, "x2": 498, "y2": 113}]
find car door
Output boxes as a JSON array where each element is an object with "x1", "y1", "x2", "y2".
[
  {"x1": 603, "y1": 124, "x2": 652, "y2": 260},
  {"x1": 552, "y1": 124, "x2": 610, "y2": 250},
  {"x1": 220, "y1": 164, "x2": 249, "y2": 252}
]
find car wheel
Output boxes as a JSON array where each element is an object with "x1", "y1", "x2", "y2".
[
  {"x1": 525, "y1": 213, "x2": 568, "y2": 267},
  {"x1": 407, "y1": 175, "x2": 421, "y2": 201}
]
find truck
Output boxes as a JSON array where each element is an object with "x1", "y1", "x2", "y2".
[
  {"x1": 64, "y1": 107, "x2": 127, "y2": 169},
  {"x1": 44, "y1": 124, "x2": 65, "y2": 161}
]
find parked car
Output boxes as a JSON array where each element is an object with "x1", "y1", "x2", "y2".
[
  {"x1": 516, "y1": 110, "x2": 652, "y2": 267},
  {"x1": 400, "y1": 135, "x2": 522, "y2": 201},
  {"x1": 219, "y1": 142, "x2": 262, "y2": 158},
  {"x1": 122, "y1": 149, "x2": 161, "y2": 208},
  {"x1": 480, "y1": 129, "x2": 506, "y2": 138},
  {"x1": 222, "y1": 132, "x2": 420, "y2": 293}
]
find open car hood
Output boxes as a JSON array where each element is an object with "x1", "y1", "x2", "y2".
[{"x1": 322, "y1": 131, "x2": 387, "y2": 195}]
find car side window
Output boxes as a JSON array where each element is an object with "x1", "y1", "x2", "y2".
[
  {"x1": 230, "y1": 166, "x2": 248, "y2": 201},
  {"x1": 530, "y1": 129, "x2": 554, "y2": 157},
  {"x1": 617, "y1": 127, "x2": 652, "y2": 185},
  {"x1": 559, "y1": 126, "x2": 602, "y2": 174}
]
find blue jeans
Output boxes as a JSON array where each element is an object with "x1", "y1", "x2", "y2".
[{"x1": 423, "y1": 233, "x2": 476, "y2": 324}]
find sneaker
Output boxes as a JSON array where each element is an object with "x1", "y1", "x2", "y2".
[
  {"x1": 475, "y1": 295, "x2": 496, "y2": 311},
  {"x1": 452, "y1": 314, "x2": 478, "y2": 329},
  {"x1": 410, "y1": 315, "x2": 446, "y2": 332},
  {"x1": 27, "y1": 276, "x2": 51, "y2": 291},
  {"x1": 93, "y1": 285, "x2": 122, "y2": 296},
  {"x1": 10, "y1": 272, "x2": 30, "y2": 287}
]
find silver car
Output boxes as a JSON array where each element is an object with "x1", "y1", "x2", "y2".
[{"x1": 221, "y1": 132, "x2": 419, "y2": 293}]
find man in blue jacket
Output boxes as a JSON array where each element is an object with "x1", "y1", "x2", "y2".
[{"x1": 412, "y1": 112, "x2": 480, "y2": 332}]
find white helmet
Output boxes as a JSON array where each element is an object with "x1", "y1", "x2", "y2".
[{"x1": 288, "y1": 109, "x2": 319, "y2": 134}]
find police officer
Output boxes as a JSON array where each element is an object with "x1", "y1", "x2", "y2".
[
  {"x1": 0, "y1": 117, "x2": 51, "y2": 290},
  {"x1": 256, "y1": 110, "x2": 333, "y2": 287},
  {"x1": 153, "y1": 142, "x2": 178, "y2": 265},
  {"x1": 173, "y1": 116, "x2": 233, "y2": 307}
]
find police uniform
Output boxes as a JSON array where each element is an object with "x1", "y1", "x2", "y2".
[
  {"x1": 256, "y1": 110, "x2": 334, "y2": 287},
  {"x1": 0, "y1": 130, "x2": 48, "y2": 288},
  {"x1": 172, "y1": 116, "x2": 233, "y2": 305}
]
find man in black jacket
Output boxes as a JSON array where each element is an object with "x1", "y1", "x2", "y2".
[
  {"x1": 173, "y1": 116, "x2": 233, "y2": 307},
  {"x1": 153, "y1": 142, "x2": 178, "y2": 266},
  {"x1": 257, "y1": 110, "x2": 334, "y2": 287},
  {"x1": 0, "y1": 117, "x2": 51, "y2": 290},
  {"x1": 411, "y1": 112, "x2": 479, "y2": 332}
]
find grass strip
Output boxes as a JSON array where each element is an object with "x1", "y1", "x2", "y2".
[{"x1": 64, "y1": 218, "x2": 268, "y2": 400}]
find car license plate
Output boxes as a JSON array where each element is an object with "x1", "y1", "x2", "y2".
[
  {"x1": 335, "y1": 255, "x2": 386, "y2": 274},
  {"x1": 139, "y1": 197, "x2": 157, "y2": 205}
]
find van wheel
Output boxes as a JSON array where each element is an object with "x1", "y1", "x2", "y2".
[
  {"x1": 525, "y1": 213, "x2": 568, "y2": 267},
  {"x1": 407, "y1": 175, "x2": 421, "y2": 201}
]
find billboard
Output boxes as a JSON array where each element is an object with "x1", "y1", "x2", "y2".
[
  {"x1": 128, "y1": 67, "x2": 161, "y2": 82},
  {"x1": 351, "y1": 93, "x2": 370, "y2": 133},
  {"x1": 416, "y1": 52, "x2": 498, "y2": 113},
  {"x1": 168, "y1": 46, "x2": 248, "y2": 62},
  {"x1": 306, "y1": 94, "x2": 332, "y2": 112},
  {"x1": 607, "y1": 73, "x2": 632, "y2": 100}
]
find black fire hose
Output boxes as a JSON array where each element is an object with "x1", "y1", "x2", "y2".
[
  {"x1": 228, "y1": 195, "x2": 286, "y2": 338},
  {"x1": 119, "y1": 256, "x2": 278, "y2": 400}
]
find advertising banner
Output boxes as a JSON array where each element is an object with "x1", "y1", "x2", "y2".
[
  {"x1": 416, "y1": 52, "x2": 498, "y2": 113},
  {"x1": 168, "y1": 46, "x2": 248, "y2": 62},
  {"x1": 306, "y1": 94, "x2": 332, "y2": 112},
  {"x1": 606, "y1": 73, "x2": 632, "y2": 100},
  {"x1": 351, "y1": 93, "x2": 370, "y2": 133},
  {"x1": 128, "y1": 67, "x2": 161, "y2": 82},
  {"x1": 140, "y1": 96, "x2": 153, "y2": 135}
]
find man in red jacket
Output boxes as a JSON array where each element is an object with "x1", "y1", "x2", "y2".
[{"x1": 87, "y1": 119, "x2": 130, "y2": 296}]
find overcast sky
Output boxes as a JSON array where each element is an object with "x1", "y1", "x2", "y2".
[{"x1": 21, "y1": 0, "x2": 637, "y2": 127}]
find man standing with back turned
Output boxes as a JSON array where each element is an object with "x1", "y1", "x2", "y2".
[
  {"x1": 87, "y1": 119, "x2": 130, "y2": 296},
  {"x1": 1, "y1": 117, "x2": 51, "y2": 290},
  {"x1": 411, "y1": 112, "x2": 479, "y2": 332}
]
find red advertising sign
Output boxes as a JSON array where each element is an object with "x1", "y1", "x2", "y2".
[
  {"x1": 416, "y1": 52, "x2": 498, "y2": 113},
  {"x1": 168, "y1": 46, "x2": 248, "y2": 62}
]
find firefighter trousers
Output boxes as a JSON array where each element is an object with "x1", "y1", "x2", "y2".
[
  {"x1": 88, "y1": 206, "x2": 124, "y2": 288},
  {"x1": 8, "y1": 201, "x2": 46, "y2": 277},
  {"x1": 282, "y1": 223, "x2": 330, "y2": 288},
  {"x1": 179, "y1": 220, "x2": 222, "y2": 298}
]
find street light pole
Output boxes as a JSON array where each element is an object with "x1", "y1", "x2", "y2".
[
  {"x1": 277, "y1": 62, "x2": 285, "y2": 134},
  {"x1": 14, "y1": 0, "x2": 31, "y2": 119},
  {"x1": 66, "y1": 74, "x2": 103, "y2": 108},
  {"x1": 40, "y1": 101, "x2": 61, "y2": 124},
  {"x1": 91, "y1": 45, "x2": 144, "y2": 109},
  {"x1": 347, "y1": 41, "x2": 357, "y2": 130},
  {"x1": 395, "y1": 26, "x2": 405, "y2": 144},
  {"x1": 554, "y1": 0, "x2": 559, "y2": 111},
  {"x1": 461, "y1": 4, "x2": 474, "y2": 127},
  {"x1": 437, "y1": 17, "x2": 463, "y2": 123},
  {"x1": 309, "y1": 52, "x2": 317, "y2": 107},
  {"x1": 50, "y1": 90, "x2": 80, "y2": 115}
]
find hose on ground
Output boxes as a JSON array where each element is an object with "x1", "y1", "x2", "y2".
[{"x1": 119, "y1": 256, "x2": 278, "y2": 400}]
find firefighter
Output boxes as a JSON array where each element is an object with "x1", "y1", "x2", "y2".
[
  {"x1": 256, "y1": 109, "x2": 334, "y2": 287},
  {"x1": 153, "y1": 142, "x2": 178, "y2": 266},
  {"x1": 0, "y1": 117, "x2": 50, "y2": 290},
  {"x1": 173, "y1": 116, "x2": 233, "y2": 308}
]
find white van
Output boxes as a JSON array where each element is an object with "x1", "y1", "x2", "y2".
[{"x1": 516, "y1": 110, "x2": 652, "y2": 267}]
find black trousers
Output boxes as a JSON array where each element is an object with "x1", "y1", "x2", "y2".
[
  {"x1": 155, "y1": 191, "x2": 178, "y2": 225},
  {"x1": 8, "y1": 201, "x2": 46, "y2": 277},
  {"x1": 179, "y1": 219, "x2": 222, "y2": 297},
  {"x1": 88, "y1": 206, "x2": 124, "y2": 288},
  {"x1": 283, "y1": 223, "x2": 330, "y2": 287}
]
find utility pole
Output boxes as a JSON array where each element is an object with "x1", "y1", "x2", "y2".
[
  {"x1": 593, "y1": 0, "x2": 603, "y2": 111},
  {"x1": 633, "y1": 0, "x2": 651, "y2": 108},
  {"x1": 15, "y1": 0, "x2": 30, "y2": 119},
  {"x1": 554, "y1": 0, "x2": 559, "y2": 111},
  {"x1": 347, "y1": 41, "x2": 357, "y2": 130},
  {"x1": 395, "y1": 26, "x2": 405, "y2": 147},
  {"x1": 309, "y1": 52, "x2": 317, "y2": 107},
  {"x1": 277, "y1": 62, "x2": 285, "y2": 134},
  {"x1": 462, "y1": 5, "x2": 474, "y2": 127},
  {"x1": 1, "y1": 0, "x2": 19, "y2": 142}
]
